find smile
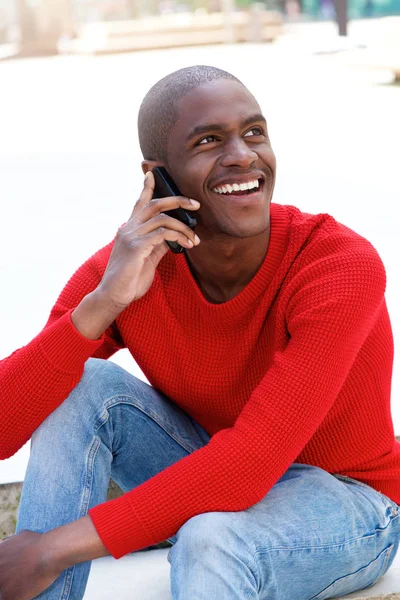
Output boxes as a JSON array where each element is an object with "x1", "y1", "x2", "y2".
[{"x1": 211, "y1": 178, "x2": 261, "y2": 196}]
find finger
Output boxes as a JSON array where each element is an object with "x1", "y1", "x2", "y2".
[
  {"x1": 128, "y1": 171, "x2": 155, "y2": 221},
  {"x1": 130, "y1": 213, "x2": 199, "y2": 244},
  {"x1": 135, "y1": 195, "x2": 200, "y2": 226},
  {"x1": 144, "y1": 227, "x2": 197, "y2": 250}
]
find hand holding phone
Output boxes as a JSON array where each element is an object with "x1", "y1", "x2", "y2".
[
  {"x1": 92, "y1": 170, "x2": 200, "y2": 314},
  {"x1": 152, "y1": 167, "x2": 197, "y2": 254}
]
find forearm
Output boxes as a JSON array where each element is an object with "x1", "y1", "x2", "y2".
[{"x1": 40, "y1": 515, "x2": 110, "y2": 571}]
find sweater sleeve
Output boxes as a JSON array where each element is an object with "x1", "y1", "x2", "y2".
[
  {"x1": 0, "y1": 241, "x2": 125, "y2": 460},
  {"x1": 88, "y1": 243, "x2": 387, "y2": 559}
]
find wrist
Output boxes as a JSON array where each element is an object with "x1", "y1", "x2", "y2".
[
  {"x1": 91, "y1": 286, "x2": 128, "y2": 316},
  {"x1": 71, "y1": 290, "x2": 122, "y2": 341},
  {"x1": 39, "y1": 515, "x2": 110, "y2": 572}
]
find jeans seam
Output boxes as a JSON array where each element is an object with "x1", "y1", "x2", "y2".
[
  {"x1": 307, "y1": 544, "x2": 394, "y2": 600},
  {"x1": 59, "y1": 437, "x2": 101, "y2": 599},
  {"x1": 100, "y1": 395, "x2": 201, "y2": 455},
  {"x1": 60, "y1": 566, "x2": 76, "y2": 600},
  {"x1": 79, "y1": 436, "x2": 101, "y2": 517},
  {"x1": 381, "y1": 543, "x2": 395, "y2": 576},
  {"x1": 254, "y1": 523, "x2": 395, "y2": 557},
  {"x1": 333, "y1": 474, "x2": 399, "y2": 512}
]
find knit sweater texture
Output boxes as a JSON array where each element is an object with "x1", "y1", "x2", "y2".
[{"x1": 1, "y1": 203, "x2": 399, "y2": 559}]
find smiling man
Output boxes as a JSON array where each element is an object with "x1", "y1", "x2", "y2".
[{"x1": 0, "y1": 65, "x2": 399, "y2": 600}]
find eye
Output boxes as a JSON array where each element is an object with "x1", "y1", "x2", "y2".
[
  {"x1": 198, "y1": 135, "x2": 218, "y2": 145},
  {"x1": 244, "y1": 126, "x2": 264, "y2": 138}
]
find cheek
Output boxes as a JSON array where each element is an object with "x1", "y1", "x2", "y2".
[
  {"x1": 165, "y1": 161, "x2": 192, "y2": 196},
  {"x1": 182, "y1": 158, "x2": 213, "y2": 194},
  {"x1": 261, "y1": 148, "x2": 277, "y2": 179},
  {"x1": 270, "y1": 148, "x2": 277, "y2": 166}
]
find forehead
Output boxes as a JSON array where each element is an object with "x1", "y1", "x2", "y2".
[{"x1": 172, "y1": 79, "x2": 262, "y2": 138}]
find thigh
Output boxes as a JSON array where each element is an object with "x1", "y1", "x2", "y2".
[
  {"x1": 179, "y1": 463, "x2": 400, "y2": 600},
  {"x1": 250, "y1": 464, "x2": 400, "y2": 599}
]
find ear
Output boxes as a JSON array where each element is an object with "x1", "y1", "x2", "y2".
[{"x1": 141, "y1": 160, "x2": 162, "y2": 175}]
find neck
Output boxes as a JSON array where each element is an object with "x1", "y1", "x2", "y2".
[{"x1": 184, "y1": 227, "x2": 270, "y2": 304}]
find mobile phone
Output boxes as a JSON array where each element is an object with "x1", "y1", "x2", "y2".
[{"x1": 152, "y1": 166, "x2": 197, "y2": 254}]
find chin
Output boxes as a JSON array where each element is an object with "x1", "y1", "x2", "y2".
[{"x1": 224, "y1": 219, "x2": 270, "y2": 239}]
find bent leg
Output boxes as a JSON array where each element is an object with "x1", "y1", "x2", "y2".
[
  {"x1": 16, "y1": 357, "x2": 210, "y2": 599},
  {"x1": 168, "y1": 463, "x2": 400, "y2": 600}
]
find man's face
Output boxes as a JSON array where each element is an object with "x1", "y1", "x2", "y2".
[{"x1": 165, "y1": 78, "x2": 276, "y2": 239}]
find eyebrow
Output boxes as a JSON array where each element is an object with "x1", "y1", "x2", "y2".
[{"x1": 186, "y1": 113, "x2": 267, "y2": 142}]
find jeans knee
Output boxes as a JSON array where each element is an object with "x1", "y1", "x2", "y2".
[
  {"x1": 176, "y1": 513, "x2": 220, "y2": 549},
  {"x1": 175, "y1": 512, "x2": 255, "y2": 552},
  {"x1": 32, "y1": 358, "x2": 125, "y2": 444},
  {"x1": 169, "y1": 512, "x2": 260, "y2": 582}
]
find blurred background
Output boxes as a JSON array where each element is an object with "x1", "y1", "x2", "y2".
[
  {"x1": 0, "y1": 1, "x2": 399, "y2": 486},
  {"x1": 1, "y1": 0, "x2": 400, "y2": 53}
]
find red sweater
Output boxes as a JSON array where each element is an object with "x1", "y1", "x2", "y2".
[{"x1": 1, "y1": 203, "x2": 399, "y2": 559}]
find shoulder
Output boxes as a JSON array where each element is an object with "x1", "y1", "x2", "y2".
[
  {"x1": 283, "y1": 203, "x2": 384, "y2": 269},
  {"x1": 280, "y1": 204, "x2": 386, "y2": 300}
]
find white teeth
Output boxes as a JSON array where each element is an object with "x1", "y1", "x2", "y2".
[{"x1": 212, "y1": 179, "x2": 260, "y2": 194}]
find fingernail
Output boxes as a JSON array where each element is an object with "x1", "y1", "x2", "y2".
[
  {"x1": 190, "y1": 199, "x2": 200, "y2": 206},
  {"x1": 194, "y1": 234, "x2": 200, "y2": 244}
]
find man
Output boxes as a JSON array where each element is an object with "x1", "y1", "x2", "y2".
[{"x1": 0, "y1": 65, "x2": 399, "y2": 600}]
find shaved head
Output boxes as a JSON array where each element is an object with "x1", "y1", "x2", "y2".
[{"x1": 137, "y1": 65, "x2": 242, "y2": 164}]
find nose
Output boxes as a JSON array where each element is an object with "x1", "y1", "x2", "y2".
[{"x1": 220, "y1": 137, "x2": 258, "y2": 169}]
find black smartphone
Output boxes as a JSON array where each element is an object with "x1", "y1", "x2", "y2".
[{"x1": 152, "y1": 166, "x2": 197, "y2": 254}]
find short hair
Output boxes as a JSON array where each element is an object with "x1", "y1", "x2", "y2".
[{"x1": 138, "y1": 65, "x2": 242, "y2": 164}]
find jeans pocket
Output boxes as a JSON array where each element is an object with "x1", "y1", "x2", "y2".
[
  {"x1": 333, "y1": 474, "x2": 399, "y2": 516},
  {"x1": 309, "y1": 544, "x2": 394, "y2": 600}
]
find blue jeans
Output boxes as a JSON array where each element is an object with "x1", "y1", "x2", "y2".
[{"x1": 16, "y1": 358, "x2": 400, "y2": 600}]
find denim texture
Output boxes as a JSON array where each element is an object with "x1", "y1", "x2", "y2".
[{"x1": 16, "y1": 358, "x2": 399, "y2": 599}]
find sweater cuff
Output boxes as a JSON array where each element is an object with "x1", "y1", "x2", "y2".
[
  {"x1": 89, "y1": 495, "x2": 153, "y2": 559},
  {"x1": 39, "y1": 310, "x2": 105, "y2": 374}
]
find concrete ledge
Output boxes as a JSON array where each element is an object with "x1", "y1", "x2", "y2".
[{"x1": 0, "y1": 481, "x2": 21, "y2": 539}]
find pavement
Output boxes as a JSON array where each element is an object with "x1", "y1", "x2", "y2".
[{"x1": 0, "y1": 19, "x2": 399, "y2": 600}]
